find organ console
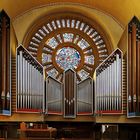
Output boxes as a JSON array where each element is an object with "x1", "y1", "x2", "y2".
[
  {"x1": 95, "y1": 48, "x2": 123, "y2": 115},
  {"x1": 0, "y1": 10, "x2": 11, "y2": 115}
]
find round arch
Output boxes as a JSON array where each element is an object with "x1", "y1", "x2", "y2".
[{"x1": 23, "y1": 11, "x2": 113, "y2": 82}]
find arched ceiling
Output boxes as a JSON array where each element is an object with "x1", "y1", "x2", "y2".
[{"x1": 0, "y1": 0, "x2": 140, "y2": 27}]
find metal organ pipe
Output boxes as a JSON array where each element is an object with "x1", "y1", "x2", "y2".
[
  {"x1": 16, "y1": 45, "x2": 44, "y2": 113},
  {"x1": 95, "y1": 49, "x2": 123, "y2": 115}
]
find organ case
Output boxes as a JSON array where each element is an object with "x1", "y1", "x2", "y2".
[
  {"x1": 0, "y1": 10, "x2": 11, "y2": 115},
  {"x1": 127, "y1": 16, "x2": 140, "y2": 117},
  {"x1": 64, "y1": 69, "x2": 76, "y2": 118}
]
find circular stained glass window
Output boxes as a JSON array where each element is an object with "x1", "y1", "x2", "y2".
[{"x1": 55, "y1": 47, "x2": 81, "y2": 70}]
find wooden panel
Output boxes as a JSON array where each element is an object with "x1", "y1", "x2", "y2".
[
  {"x1": 64, "y1": 69, "x2": 76, "y2": 118},
  {"x1": 46, "y1": 76, "x2": 62, "y2": 114},
  {"x1": 122, "y1": 58, "x2": 127, "y2": 114},
  {"x1": 137, "y1": 41, "x2": 140, "y2": 113},
  {"x1": 77, "y1": 77, "x2": 93, "y2": 115},
  {"x1": 11, "y1": 57, "x2": 16, "y2": 112}
]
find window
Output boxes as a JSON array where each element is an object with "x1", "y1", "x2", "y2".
[{"x1": 24, "y1": 14, "x2": 112, "y2": 82}]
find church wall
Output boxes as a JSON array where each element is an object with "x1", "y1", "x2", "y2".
[{"x1": 12, "y1": 4, "x2": 124, "y2": 50}]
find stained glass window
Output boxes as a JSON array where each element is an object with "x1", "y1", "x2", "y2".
[
  {"x1": 43, "y1": 26, "x2": 49, "y2": 34},
  {"x1": 47, "y1": 68, "x2": 58, "y2": 78},
  {"x1": 26, "y1": 17, "x2": 110, "y2": 83},
  {"x1": 32, "y1": 37, "x2": 40, "y2": 43},
  {"x1": 73, "y1": 35, "x2": 79, "y2": 44},
  {"x1": 46, "y1": 37, "x2": 58, "y2": 49},
  {"x1": 43, "y1": 47, "x2": 52, "y2": 53},
  {"x1": 56, "y1": 20, "x2": 61, "y2": 28},
  {"x1": 67, "y1": 19, "x2": 70, "y2": 28},
  {"x1": 75, "y1": 20, "x2": 80, "y2": 29},
  {"x1": 78, "y1": 69, "x2": 89, "y2": 81},
  {"x1": 47, "y1": 23, "x2": 53, "y2": 31},
  {"x1": 71, "y1": 19, "x2": 75, "y2": 28},
  {"x1": 96, "y1": 39, "x2": 103, "y2": 45},
  {"x1": 42, "y1": 53, "x2": 52, "y2": 63},
  {"x1": 63, "y1": 33, "x2": 74, "y2": 42},
  {"x1": 51, "y1": 21, "x2": 57, "y2": 30},
  {"x1": 30, "y1": 41, "x2": 39, "y2": 47},
  {"x1": 39, "y1": 29, "x2": 46, "y2": 36},
  {"x1": 62, "y1": 19, "x2": 65, "y2": 28},
  {"x1": 55, "y1": 47, "x2": 81, "y2": 70},
  {"x1": 87, "y1": 28, "x2": 94, "y2": 35},
  {"x1": 77, "y1": 39, "x2": 89, "y2": 49},
  {"x1": 85, "y1": 55, "x2": 94, "y2": 65},
  {"x1": 84, "y1": 49, "x2": 93, "y2": 54},
  {"x1": 35, "y1": 33, "x2": 43, "y2": 39},
  {"x1": 57, "y1": 34, "x2": 63, "y2": 43},
  {"x1": 80, "y1": 22, "x2": 85, "y2": 31},
  {"x1": 28, "y1": 46, "x2": 38, "y2": 51},
  {"x1": 84, "y1": 25, "x2": 89, "y2": 33}
]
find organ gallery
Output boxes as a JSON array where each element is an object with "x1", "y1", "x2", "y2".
[{"x1": 0, "y1": 1, "x2": 140, "y2": 139}]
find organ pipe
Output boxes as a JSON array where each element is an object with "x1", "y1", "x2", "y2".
[
  {"x1": 16, "y1": 45, "x2": 44, "y2": 113},
  {"x1": 95, "y1": 48, "x2": 123, "y2": 115},
  {"x1": 127, "y1": 16, "x2": 140, "y2": 117},
  {"x1": 0, "y1": 10, "x2": 11, "y2": 115}
]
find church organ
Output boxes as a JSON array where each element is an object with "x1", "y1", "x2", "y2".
[
  {"x1": 0, "y1": 9, "x2": 140, "y2": 126},
  {"x1": 16, "y1": 45, "x2": 94, "y2": 117},
  {"x1": 0, "y1": 10, "x2": 11, "y2": 115},
  {"x1": 12, "y1": 17, "x2": 140, "y2": 120},
  {"x1": 1, "y1": 1, "x2": 140, "y2": 138}
]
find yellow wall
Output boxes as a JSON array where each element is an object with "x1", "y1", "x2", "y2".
[
  {"x1": 10, "y1": 24, "x2": 18, "y2": 57},
  {"x1": 12, "y1": 4, "x2": 124, "y2": 50},
  {"x1": 118, "y1": 27, "x2": 128, "y2": 55},
  {"x1": 1, "y1": 0, "x2": 140, "y2": 27}
]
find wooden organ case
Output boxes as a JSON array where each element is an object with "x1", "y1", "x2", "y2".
[
  {"x1": 0, "y1": 10, "x2": 11, "y2": 115},
  {"x1": 64, "y1": 69, "x2": 76, "y2": 118},
  {"x1": 127, "y1": 17, "x2": 140, "y2": 117}
]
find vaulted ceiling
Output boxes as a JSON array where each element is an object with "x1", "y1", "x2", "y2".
[{"x1": 0, "y1": 0, "x2": 140, "y2": 27}]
